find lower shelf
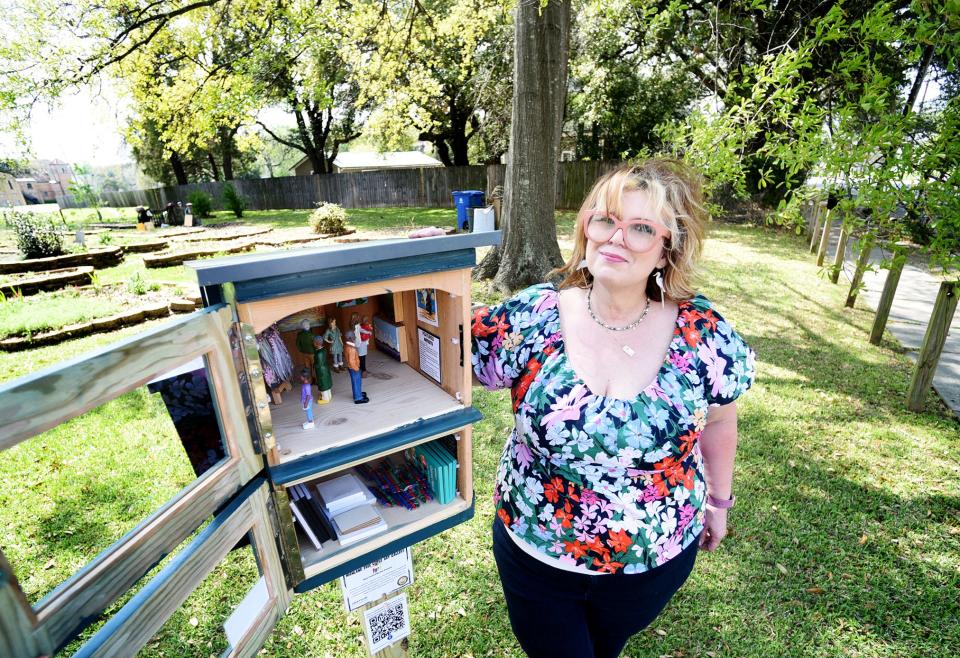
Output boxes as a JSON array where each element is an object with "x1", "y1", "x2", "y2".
[{"x1": 298, "y1": 495, "x2": 471, "y2": 580}]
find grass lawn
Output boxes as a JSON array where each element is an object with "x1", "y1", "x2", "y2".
[{"x1": 0, "y1": 220, "x2": 957, "y2": 656}]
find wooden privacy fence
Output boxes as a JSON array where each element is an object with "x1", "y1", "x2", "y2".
[{"x1": 57, "y1": 161, "x2": 628, "y2": 212}]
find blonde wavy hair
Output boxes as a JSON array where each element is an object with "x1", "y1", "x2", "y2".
[{"x1": 552, "y1": 158, "x2": 708, "y2": 302}]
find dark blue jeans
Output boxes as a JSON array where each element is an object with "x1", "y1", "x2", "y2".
[
  {"x1": 492, "y1": 519, "x2": 698, "y2": 658},
  {"x1": 348, "y1": 368, "x2": 363, "y2": 400}
]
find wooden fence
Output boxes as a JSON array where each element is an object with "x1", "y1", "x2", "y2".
[{"x1": 57, "y1": 161, "x2": 628, "y2": 212}]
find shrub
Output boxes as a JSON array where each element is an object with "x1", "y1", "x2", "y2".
[
  {"x1": 222, "y1": 183, "x2": 246, "y2": 218},
  {"x1": 10, "y1": 211, "x2": 65, "y2": 259},
  {"x1": 127, "y1": 272, "x2": 147, "y2": 295},
  {"x1": 187, "y1": 191, "x2": 213, "y2": 218},
  {"x1": 309, "y1": 202, "x2": 348, "y2": 234},
  {"x1": 98, "y1": 231, "x2": 114, "y2": 246}
]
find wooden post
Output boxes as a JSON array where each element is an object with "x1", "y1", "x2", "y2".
[
  {"x1": 808, "y1": 203, "x2": 824, "y2": 253},
  {"x1": 816, "y1": 211, "x2": 833, "y2": 267},
  {"x1": 907, "y1": 281, "x2": 959, "y2": 411},
  {"x1": 870, "y1": 248, "x2": 907, "y2": 345},
  {"x1": 845, "y1": 234, "x2": 876, "y2": 307},
  {"x1": 830, "y1": 223, "x2": 849, "y2": 284}
]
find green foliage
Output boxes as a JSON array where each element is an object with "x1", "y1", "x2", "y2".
[
  {"x1": 126, "y1": 272, "x2": 147, "y2": 296},
  {"x1": 97, "y1": 232, "x2": 113, "y2": 246},
  {"x1": 308, "y1": 202, "x2": 347, "y2": 234},
  {"x1": 10, "y1": 211, "x2": 65, "y2": 259},
  {"x1": 187, "y1": 191, "x2": 213, "y2": 218},
  {"x1": 222, "y1": 183, "x2": 245, "y2": 218},
  {"x1": 0, "y1": 290, "x2": 125, "y2": 339}
]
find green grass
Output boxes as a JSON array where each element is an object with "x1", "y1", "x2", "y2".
[
  {"x1": 0, "y1": 289, "x2": 127, "y2": 339},
  {"x1": 0, "y1": 220, "x2": 957, "y2": 656}
]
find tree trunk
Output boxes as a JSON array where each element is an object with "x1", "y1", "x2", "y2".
[
  {"x1": 220, "y1": 127, "x2": 235, "y2": 180},
  {"x1": 476, "y1": 0, "x2": 570, "y2": 292},
  {"x1": 207, "y1": 152, "x2": 221, "y2": 181},
  {"x1": 170, "y1": 152, "x2": 188, "y2": 185}
]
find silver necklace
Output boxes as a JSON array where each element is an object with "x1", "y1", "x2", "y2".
[{"x1": 586, "y1": 286, "x2": 650, "y2": 358}]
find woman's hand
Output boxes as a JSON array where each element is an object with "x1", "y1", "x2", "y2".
[{"x1": 699, "y1": 504, "x2": 728, "y2": 551}]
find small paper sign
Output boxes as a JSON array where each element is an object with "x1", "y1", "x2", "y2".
[
  {"x1": 363, "y1": 593, "x2": 411, "y2": 654},
  {"x1": 417, "y1": 328, "x2": 442, "y2": 385},
  {"x1": 340, "y1": 549, "x2": 414, "y2": 612}
]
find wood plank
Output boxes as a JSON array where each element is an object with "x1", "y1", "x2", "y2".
[
  {"x1": 72, "y1": 480, "x2": 281, "y2": 658},
  {"x1": 816, "y1": 212, "x2": 833, "y2": 266},
  {"x1": 0, "y1": 552, "x2": 47, "y2": 656},
  {"x1": 845, "y1": 234, "x2": 875, "y2": 308},
  {"x1": 830, "y1": 224, "x2": 849, "y2": 284},
  {"x1": 237, "y1": 269, "x2": 466, "y2": 334},
  {"x1": 36, "y1": 465, "x2": 246, "y2": 650},
  {"x1": 0, "y1": 306, "x2": 234, "y2": 451},
  {"x1": 870, "y1": 248, "x2": 907, "y2": 345},
  {"x1": 907, "y1": 281, "x2": 959, "y2": 411}
]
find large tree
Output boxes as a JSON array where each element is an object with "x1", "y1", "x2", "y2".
[
  {"x1": 351, "y1": 0, "x2": 513, "y2": 165},
  {"x1": 475, "y1": 0, "x2": 570, "y2": 291}
]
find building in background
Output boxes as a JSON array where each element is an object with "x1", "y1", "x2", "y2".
[
  {"x1": 1, "y1": 172, "x2": 26, "y2": 206},
  {"x1": 30, "y1": 159, "x2": 75, "y2": 196},
  {"x1": 16, "y1": 177, "x2": 61, "y2": 203},
  {"x1": 291, "y1": 151, "x2": 444, "y2": 176}
]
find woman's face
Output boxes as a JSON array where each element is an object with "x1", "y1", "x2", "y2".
[{"x1": 583, "y1": 189, "x2": 669, "y2": 292}]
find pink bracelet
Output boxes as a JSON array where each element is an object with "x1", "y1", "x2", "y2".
[{"x1": 707, "y1": 493, "x2": 736, "y2": 509}]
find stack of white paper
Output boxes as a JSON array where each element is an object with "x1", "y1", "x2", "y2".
[
  {"x1": 313, "y1": 471, "x2": 386, "y2": 545},
  {"x1": 316, "y1": 473, "x2": 376, "y2": 515}
]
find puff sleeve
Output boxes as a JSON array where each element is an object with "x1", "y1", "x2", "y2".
[
  {"x1": 470, "y1": 283, "x2": 558, "y2": 391},
  {"x1": 687, "y1": 296, "x2": 756, "y2": 407}
]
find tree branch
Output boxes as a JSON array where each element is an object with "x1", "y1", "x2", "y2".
[{"x1": 257, "y1": 121, "x2": 308, "y2": 154}]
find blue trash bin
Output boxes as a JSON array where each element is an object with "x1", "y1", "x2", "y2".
[{"x1": 452, "y1": 190, "x2": 486, "y2": 231}]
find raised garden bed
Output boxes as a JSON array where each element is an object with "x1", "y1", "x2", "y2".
[
  {"x1": 172, "y1": 226, "x2": 273, "y2": 243},
  {"x1": 118, "y1": 239, "x2": 169, "y2": 253},
  {"x1": 0, "y1": 283, "x2": 203, "y2": 351},
  {"x1": 0, "y1": 266, "x2": 94, "y2": 297},
  {"x1": 0, "y1": 246, "x2": 124, "y2": 275},
  {"x1": 143, "y1": 241, "x2": 256, "y2": 268},
  {"x1": 0, "y1": 302, "x2": 171, "y2": 351}
]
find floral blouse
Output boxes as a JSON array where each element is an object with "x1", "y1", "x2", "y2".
[{"x1": 471, "y1": 283, "x2": 756, "y2": 574}]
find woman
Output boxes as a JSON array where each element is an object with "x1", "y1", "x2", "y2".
[
  {"x1": 324, "y1": 318, "x2": 344, "y2": 372},
  {"x1": 471, "y1": 159, "x2": 755, "y2": 658}
]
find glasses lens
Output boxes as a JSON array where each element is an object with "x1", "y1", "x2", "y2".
[
  {"x1": 626, "y1": 222, "x2": 658, "y2": 251},
  {"x1": 586, "y1": 213, "x2": 616, "y2": 242}
]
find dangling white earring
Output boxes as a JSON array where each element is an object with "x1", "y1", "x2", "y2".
[{"x1": 654, "y1": 269, "x2": 665, "y2": 310}]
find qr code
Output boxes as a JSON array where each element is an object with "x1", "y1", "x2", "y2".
[{"x1": 364, "y1": 593, "x2": 410, "y2": 652}]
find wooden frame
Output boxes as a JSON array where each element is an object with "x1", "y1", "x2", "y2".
[
  {"x1": 72, "y1": 477, "x2": 290, "y2": 658},
  {"x1": 0, "y1": 306, "x2": 265, "y2": 655}
]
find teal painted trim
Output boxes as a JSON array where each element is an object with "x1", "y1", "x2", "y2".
[
  {"x1": 189, "y1": 231, "x2": 501, "y2": 287},
  {"x1": 293, "y1": 500, "x2": 475, "y2": 593},
  {"x1": 231, "y1": 249, "x2": 475, "y2": 303},
  {"x1": 0, "y1": 303, "x2": 228, "y2": 398},
  {"x1": 71, "y1": 475, "x2": 267, "y2": 658},
  {"x1": 268, "y1": 407, "x2": 482, "y2": 485}
]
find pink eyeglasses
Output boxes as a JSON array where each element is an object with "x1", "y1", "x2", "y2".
[{"x1": 579, "y1": 210, "x2": 671, "y2": 253}]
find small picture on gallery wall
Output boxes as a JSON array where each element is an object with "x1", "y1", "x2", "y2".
[{"x1": 416, "y1": 288, "x2": 439, "y2": 327}]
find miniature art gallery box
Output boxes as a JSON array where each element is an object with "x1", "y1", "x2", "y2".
[
  {"x1": 187, "y1": 231, "x2": 500, "y2": 592},
  {"x1": 0, "y1": 231, "x2": 498, "y2": 657}
]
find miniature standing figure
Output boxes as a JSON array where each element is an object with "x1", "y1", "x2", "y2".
[
  {"x1": 296, "y1": 319, "x2": 316, "y2": 377},
  {"x1": 312, "y1": 335, "x2": 333, "y2": 404},
  {"x1": 325, "y1": 318, "x2": 344, "y2": 372},
  {"x1": 344, "y1": 331, "x2": 368, "y2": 404},
  {"x1": 300, "y1": 368, "x2": 315, "y2": 429},
  {"x1": 358, "y1": 315, "x2": 373, "y2": 377}
]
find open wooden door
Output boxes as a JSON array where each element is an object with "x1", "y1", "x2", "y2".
[{"x1": 0, "y1": 306, "x2": 290, "y2": 657}]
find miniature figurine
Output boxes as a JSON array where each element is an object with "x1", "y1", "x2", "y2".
[
  {"x1": 344, "y1": 331, "x2": 369, "y2": 404},
  {"x1": 296, "y1": 319, "x2": 316, "y2": 377},
  {"x1": 358, "y1": 315, "x2": 373, "y2": 377},
  {"x1": 312, "y1": 335, "x2": 333, "y2": 404},
  {"x1": 300, "y1": 368, "x2": 315, "y2": 429},
  {"x1": 324, "y1": 317, "x2": 344, "y2": 372}
]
